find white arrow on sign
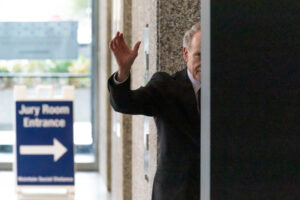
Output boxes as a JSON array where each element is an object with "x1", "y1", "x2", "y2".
[{"x1": 20, "y1": 138, "x2": 68, "y2": 162}]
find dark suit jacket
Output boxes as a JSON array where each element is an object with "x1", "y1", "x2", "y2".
[{"x1": 108, "y1": 68, "x2": 200, "y2": 200}]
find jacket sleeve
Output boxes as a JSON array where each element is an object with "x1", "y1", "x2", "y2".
[{"x1": 107, "y1": 72, "x2": 165, "y2": 116}]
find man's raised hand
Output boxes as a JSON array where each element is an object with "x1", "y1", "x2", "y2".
[{"x1": 110, "y1": 32, "x2": 141, "y2": 82}]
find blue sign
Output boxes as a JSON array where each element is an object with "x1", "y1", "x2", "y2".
[
  {"x1": 16, "y1": 101, "x2": 74, "y2": 186},
  {"x1": 0, "y1": 21, "x2": 78, "y2": 60}
]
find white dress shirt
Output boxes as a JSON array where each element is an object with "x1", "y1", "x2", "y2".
[
  {"x1": 187, "y1": 68, "x2": 201, "y2": 104},
  {"x1": 113, "y1": 72, "x2": 128, "y2": 84}
]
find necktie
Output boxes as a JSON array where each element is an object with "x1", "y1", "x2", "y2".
[{"x1": 197, "y1": 89, "x2": 200, "y2": 113}]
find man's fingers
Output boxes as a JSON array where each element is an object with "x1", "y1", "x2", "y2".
[
  {"x1": 120, "y1": 33, "x2": 126, "y2": 45},
  {"x1": 115, "y1": 36, "x2": 121, "y2": 47},
  {"x1": 119, "y1": 33, "x2": 124, "y2": 45},
  {"x1": 116, "y1": 32, "x2": 126, "y2": 50},
  {"x1": 111, "y1": 32, "x2": 141, "y2": 58},
  {"x1": 133, "y1": 41, "x2": 141, "y2": 54},
  {"x1": 110, "y1": 39, "x2": 120, "y2": 54},
  {"x1": 110, "y1": 32, "x2": 119, "y2": 51},
  {"x1": 113, "y1": 32, "x2": 118, "y2": 41},
  {"x1": 119, "y1": 33, "x2": 129, "y2": 51}
]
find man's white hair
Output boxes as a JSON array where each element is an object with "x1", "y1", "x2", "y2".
[{"x1": 183, "y1": 22, "x2": 200, "y2": 49}]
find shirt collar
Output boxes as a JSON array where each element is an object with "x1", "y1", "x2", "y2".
[{"x1": 187, "y1": 68, "x2": 201, "y2": 94}]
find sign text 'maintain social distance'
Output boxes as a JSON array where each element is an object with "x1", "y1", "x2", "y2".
[{"x1": 18, "y1": 104, "x2": 70, "y2": 128}]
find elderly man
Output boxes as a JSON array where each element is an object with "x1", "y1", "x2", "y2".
[{"x1": 108, "y1": 23, "x2": 201, "y2": 200}]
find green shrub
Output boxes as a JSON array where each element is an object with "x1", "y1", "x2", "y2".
[
  {"x1": 0, "y1": 66, "x2": 9, "y2": 73},
  {"x1": 49, "y1": 61, "x2": 73, "y2": 73}
]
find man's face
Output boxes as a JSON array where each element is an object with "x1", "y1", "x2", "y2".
[{"x1": 183, "y1": 31, "x2": 201, "y2": 82}]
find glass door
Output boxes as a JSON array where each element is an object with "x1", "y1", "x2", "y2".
[{"x1": 0, "y1": 0, "x2": 98, "y2": 170}]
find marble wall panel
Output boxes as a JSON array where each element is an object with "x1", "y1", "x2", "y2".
[{"x1": 158, "y1": 0, "x2": 200, "y2": 74}]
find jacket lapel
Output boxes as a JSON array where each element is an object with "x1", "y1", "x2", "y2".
[{"x1": 178, "y1": 69, "x2": 200, "y2": 124}]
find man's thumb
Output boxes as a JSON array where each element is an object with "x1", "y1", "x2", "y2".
[{"x1": 133, "y1": 41, "x2": 141, "y2": 54}]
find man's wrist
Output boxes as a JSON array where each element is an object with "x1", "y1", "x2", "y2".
[
  {"x1": 117, "y1": 70, "x2": 130, "y2": 82},
  {"x1": 113, "y1": 71, "x2": 129, "y2": 84}
]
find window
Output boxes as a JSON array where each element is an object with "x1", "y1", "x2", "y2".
[{"x1": 0, "y1": 0, "x2": 98, "y2": 170}]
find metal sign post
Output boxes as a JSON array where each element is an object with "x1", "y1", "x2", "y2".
[{"x1": 14, "y1": 85, "x2": 75, "y2": 199}]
